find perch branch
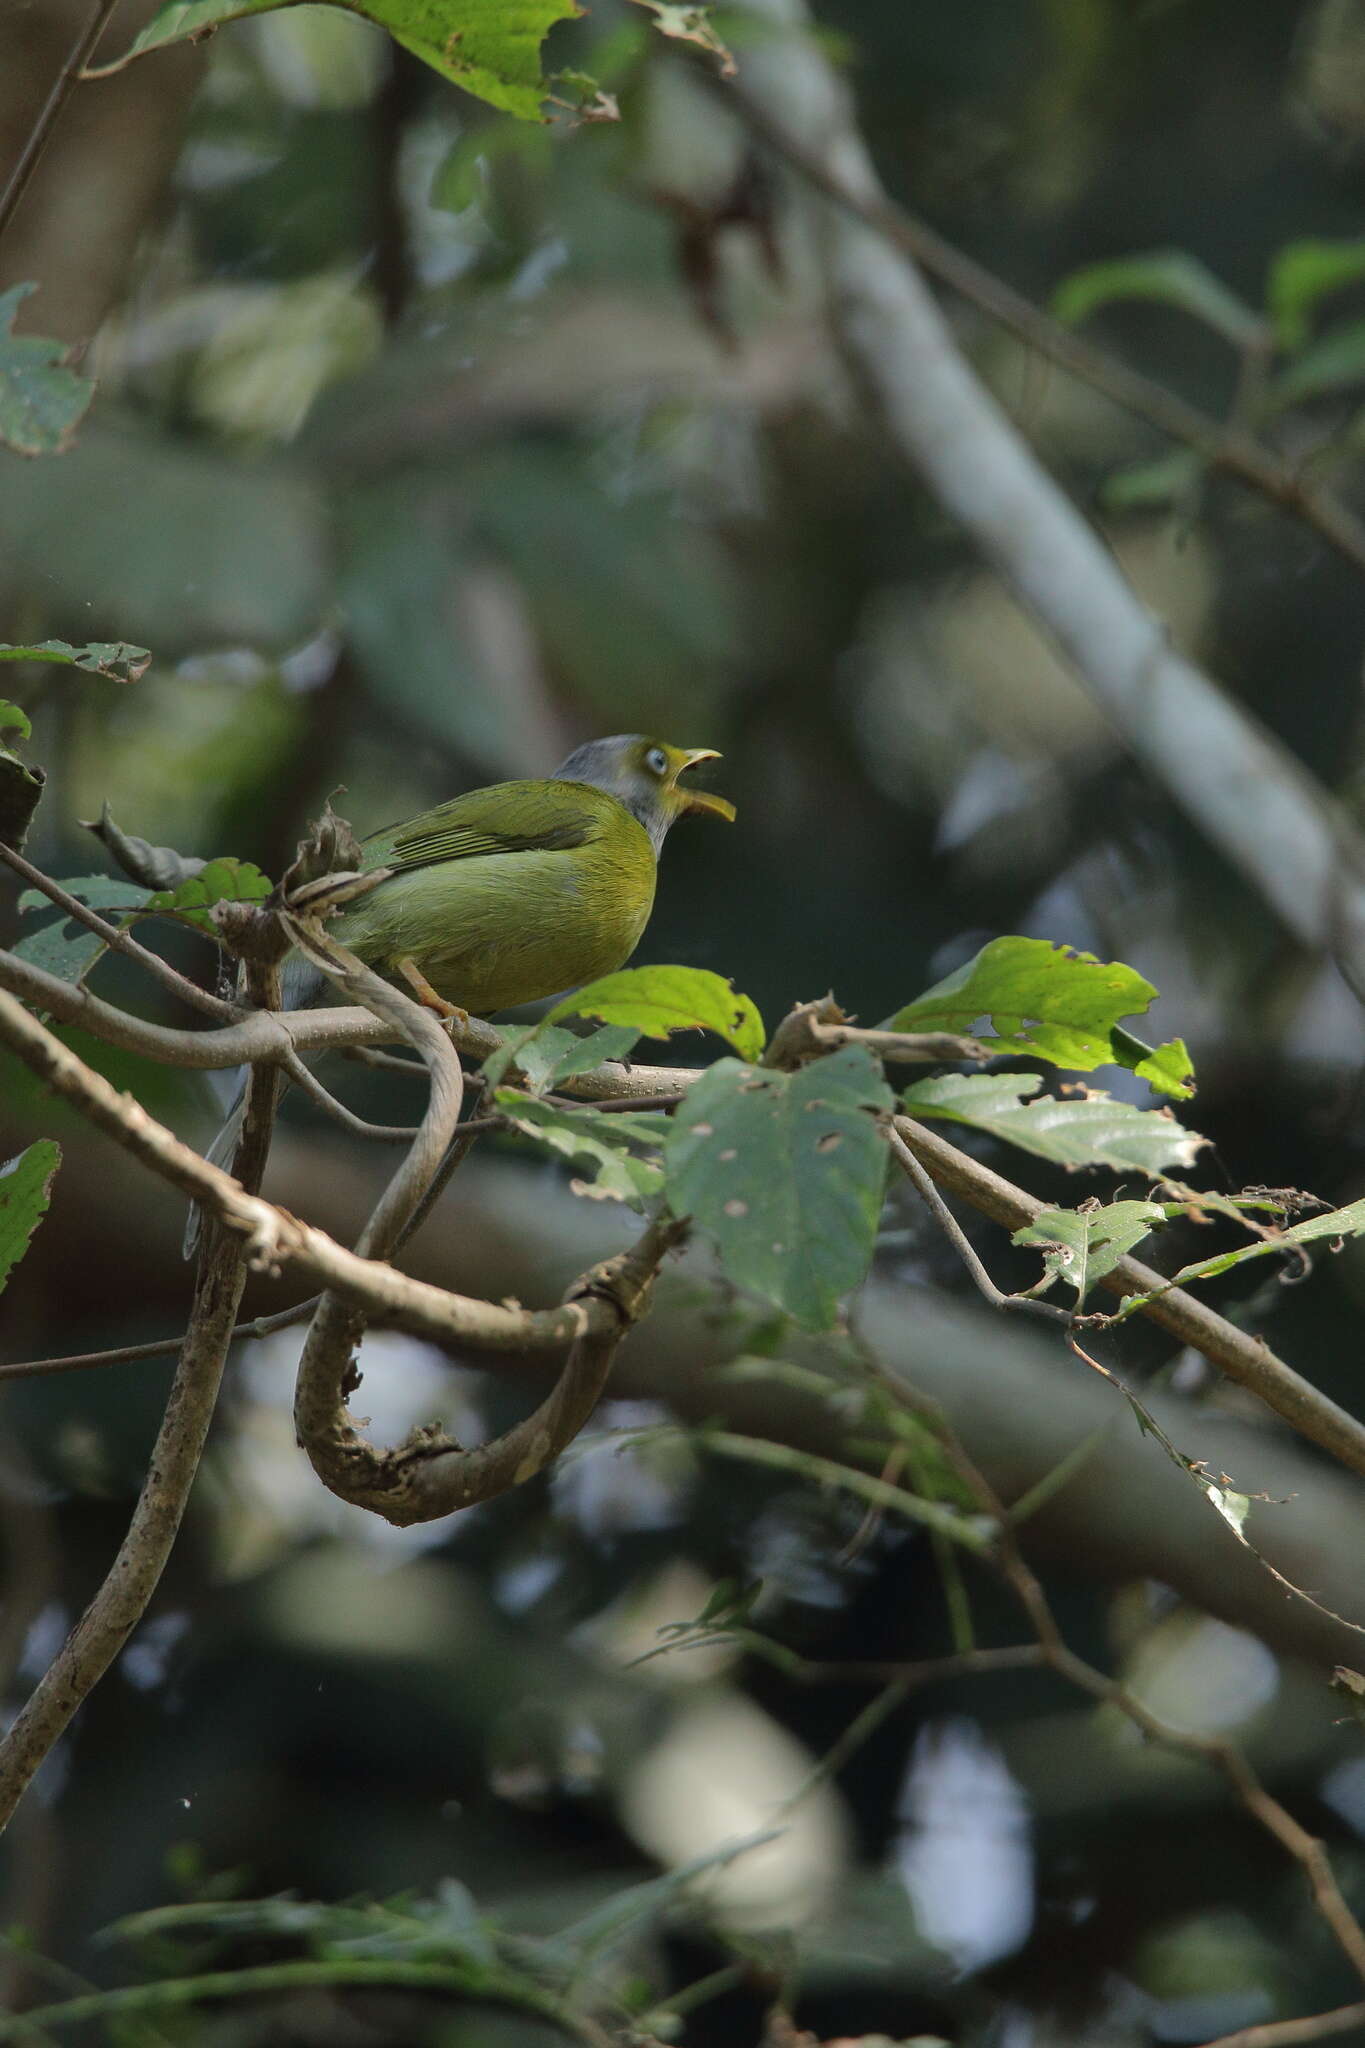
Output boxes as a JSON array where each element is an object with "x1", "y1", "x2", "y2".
[{"x1": 0, "y1": 0, "x2": 123, "y2": 243}]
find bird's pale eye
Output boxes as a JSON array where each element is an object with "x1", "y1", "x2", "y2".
[{"x1": 645, "y1": 746, "x2": 668, "y2": 776}]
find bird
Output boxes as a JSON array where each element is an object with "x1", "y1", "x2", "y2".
[{"x1": 185, "y1": 734, "x2": 734, "y2": 1254}]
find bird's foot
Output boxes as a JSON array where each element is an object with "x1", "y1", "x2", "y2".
[{"x1": 396, "y1": 956, "x2": 470, "y2": 1030}]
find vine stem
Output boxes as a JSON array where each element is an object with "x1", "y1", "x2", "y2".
[{"x1": 0, "y1": 0, "x2": 124, "y2": 247}]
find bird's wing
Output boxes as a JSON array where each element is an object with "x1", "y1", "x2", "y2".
[{"x1": 369, "y1": 781, "x2": 605, "y2": 876}]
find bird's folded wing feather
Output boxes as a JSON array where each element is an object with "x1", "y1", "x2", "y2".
[{"x1": 368, "y1": 784, "x2": 603, "y2": 875}]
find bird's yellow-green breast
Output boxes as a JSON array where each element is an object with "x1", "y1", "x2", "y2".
[{"x1": 326, "y1": 738, "x2": 734, "y2": 1017}]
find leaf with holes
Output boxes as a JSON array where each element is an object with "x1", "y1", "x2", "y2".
[
  {"x1": 99, "y1": 0, "x2": 582, "y2": 120},
  {"x1": 494, "y1": 1091, "x2": 667, "y2": 1206},
  {"x1": 1106, "y1": 1194, "x2": 1365, "y2": 1320},
  {"x1": 546, "y1": 965, "x2": 764, "y2": 1064},
  {"x1": 901, "y1": 1072, "x2": 1205, "y2": 1175},
  {"x1": 145, "y1": 858, "x2": 272, "y2": 932},
  {"x1": 0, "y1": 1140, "x2": 61, "y2": 1293},
  {"x1": 1012, "y1": 1200, "x2": 1166, "y2": 1303},
  {"x1": 664, "y1": 1045, "x2": 893, "y2": 1332},
  {"x1": 0, "y1": 639, "x2": 151, "y2": 681},
  {"x1": 0, "y1": 285, "x2": 95, "y2": 456},
  {"x1": 886, "y1": 937, "x2": 1194, "y2": 1096},
  {"x1": 15, "y1": 874, "x2": 152, "y2": 984}
]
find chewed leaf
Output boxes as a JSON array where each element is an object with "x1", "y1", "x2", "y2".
[
  {"x1": 901, "y1": 1072, "x2": 1205, "y2": 1175},
  {"x1": 0, "y1": 639, "x2": 150, "y2": 681},
  {"x1": 146, "y1": 858, "x2": 272, "y2": 931},
  {"x1": 97, "y1": 0, "x2": 582, "y2": 121},
  {"x1": 0, "y1": 284, "x2": 95, "y2": 455},
  {"x1": 0, "y1": 1140, "x2": 61, "y2": 1293},
  {"x1": 482, "y1": 1022, "x2": 640, "y2": 1094},
  {"x1": 885, "y1": 937, "x2": 1188, "y2": 1086},
  {"x1": 1012, "y1": 1199, "x2": 1166, "y2": 1302},
  {"x1": 547, "y1": 965, "x2": 764, "y2": 1064},
  {"x1": 1107, "y1": 1194, "x2": 1365, "y2": 1321},
  {"x1": 665, "y1": 1045, "x2": 893, "y2": 1331},
  {"x1": 494, "y1": 1091, "x2": 666, "y2": 1207}
]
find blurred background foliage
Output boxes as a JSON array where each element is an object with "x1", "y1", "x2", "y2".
[{"x1": 3, "y1": 0, "x2": 1365, "y2": 2040}]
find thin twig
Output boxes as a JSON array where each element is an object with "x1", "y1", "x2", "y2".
[
  {"x1": 888, "y1": 1125, "x2": 1072, "y2": 1327},
  {"x1": 0, "y1": 0, "x2": 123, "y2": 245},
  {"x1": 0, "y1": 841, "x2": 240, "y2": 1022},
  {"x1": 282, "y1": 1050, "x2": 420, "y2": 1141},
  {"x1": 717, "y1": 72, "x2": 1365, "y2": 580},
  {"x1": 0, "y1": 962, "x2": 283, "y2": 1836}
]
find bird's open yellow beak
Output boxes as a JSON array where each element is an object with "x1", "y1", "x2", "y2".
[{"x1": 673, "y1": 747, "x2": 736, "y2": 822}]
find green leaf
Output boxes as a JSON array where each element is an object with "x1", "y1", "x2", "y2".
[
  {"x1": 885, "y1": 936, "x2": 1188, "y2": 1085},
  {"x1": 1051, "y1": 249, "x2": 1267, "y2": 349},
  {"x1": 0, "y1": 706, "x2": 44, "y2": 852},
  {"x1": 546, "y1": 965, "x2": 765, "y2": 1064},
  {"x1": 0, "y1": 285, "x2": 96, "y2": 456},
  {"x1": 481, "y1": 1021, "x2": 640, "y2": 1093},
  {"x1": 0, "y1": 639, "x2": 151, "y2": 681},
  {"x1": 1272, "y1": 313, "x2": 1365, "y2": 406},
  {"x1": 145, "y1": 857, "x2": 272, "y2": 931},
  {"x1": 1012, "y1": 1199, "x2": 1166, "y2": 1302},
  {"x1": 15, "y1": 875, "x2": 152, "y2": 984},
  {"x1": 1268, "y1": 237, "x2": 1365, "y2": 350},
  {"x1": 0, "y1": 1140, "x2": 61, "y2": 1293},
  {"x1": 901, "y1": 1072, "x2": 1206, "y2": 1174},
  {"x1": 1110, "y1": 1026, "x2": 1196, "y2": 1102},
  {"x1": 101, "y1": 0, "x2": 582, "y2": 120},
  {"x1": 493, "y1": 1091, "x2": 666, "y2": 1206},
  {"x1": 1110, "y1": 1194, "x2": 1365, "y2": 1318},
  {"x1": 664, "y1": 1046, "x2": 893, "y2": 1332}
]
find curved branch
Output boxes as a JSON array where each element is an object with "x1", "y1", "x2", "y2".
[{"x1": 0, "y1": 964, "x2": 283, "y2": 1837}]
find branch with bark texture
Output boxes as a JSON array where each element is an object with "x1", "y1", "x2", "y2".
[
  {"x1": 0, "y1": 959, "x2": 283, "y2": 1837},
  {"x1": 725, "y1": 0, "x2": 1365, "y2": 1007}
]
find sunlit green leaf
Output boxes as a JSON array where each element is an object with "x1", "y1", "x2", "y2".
[
  {"x1": 901, "y1": 1073, "x2": 1205, "y2": 1174},
  {"x1": 665, "y1": 1046, "x2": 893, "y2": 1331},
  {"x1": 1110, "y1": 1027, "x2": 1196, "y2": 1102},
  {"x1": 1052, "y1": 249, "x2": 1267, "y2": 349},
  {"x1": 547, "y1": 965, "x2": 765, "y2": 1064},
  {"x1": 0, "y1": 284, "x2": 95, "y2": 456},
  {"x1": 885, "y1": 936, "x2": 1190, "y2": 1088},
  {"x1": 1012, "y1": 1199, "x2": 1166, "y2": 1302},
  {"x1": 0, "y1": 1140, "x2": 61, "y2": 1293},
  {"x1": 101, "y1": 0, "x2": 582, "y2": 120},
  {"x1": 145, "y1": 858, "x2": 272, "y2": 931},
  {"x1": 0, "y1": 640, "x2": 151, "y2": 681}
]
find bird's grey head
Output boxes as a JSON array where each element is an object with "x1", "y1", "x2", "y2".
[{"x1": 555, "y1": 735, "x2": 735, "y2": 854}]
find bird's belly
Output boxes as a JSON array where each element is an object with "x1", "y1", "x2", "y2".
[{"x1": 335, "y1": 851, "x2": 654, "y2": 1017}]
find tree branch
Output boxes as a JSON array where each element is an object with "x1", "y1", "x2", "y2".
[
  {"x1": 0, "y1": 962, "x2": 282, "y2": 1837},
  {"x1": 0, "y1": 0, "x2": 123, "y2": 245},
  {"x1": 0, "y1": 840, "x2": 241, "y2": 1022},
  {"x1": 727, "y1": 2, "x2": 1365, "y2": 1006}
]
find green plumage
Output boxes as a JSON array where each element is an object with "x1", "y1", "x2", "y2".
[{"x1": 332, "y1": 777, "x2": 659, "y2": 1016}]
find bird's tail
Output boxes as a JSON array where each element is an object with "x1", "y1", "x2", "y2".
[{"x1": 182, "y1": 1072, "x2": 247, "y2": 1261}]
